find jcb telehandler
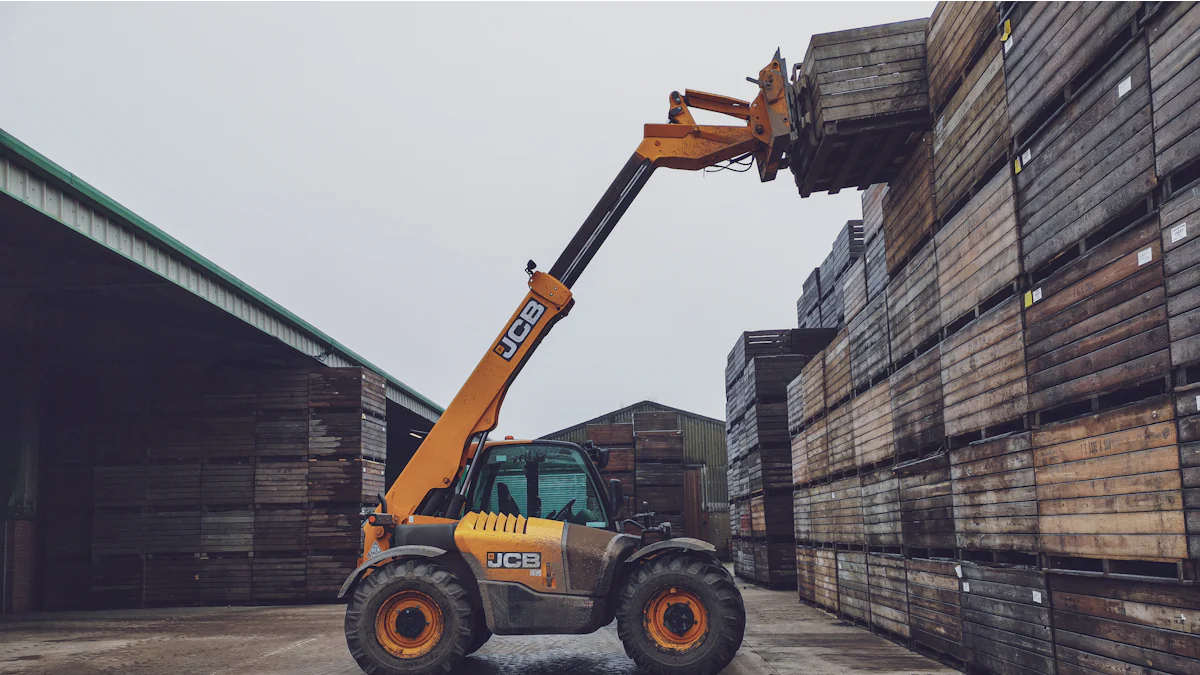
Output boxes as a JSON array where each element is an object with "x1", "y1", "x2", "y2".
[{"x1": 338, "y1": 53, "x2": 797, "y2": 675}]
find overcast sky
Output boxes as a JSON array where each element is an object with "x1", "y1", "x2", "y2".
[{"x1": 1, "y1": 2, "x2": 935, "y2": 437}]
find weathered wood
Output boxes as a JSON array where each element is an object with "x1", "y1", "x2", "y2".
[
  {"x1": 868, "y1": 553, "x2": 909, "y2": 636},
  {"x1": 810, "y1": 476, "x2": 865, "y2": 545},
  {"x1": 806, "y1": 416, "x2": 830, "y2": 483},
  {"x1": 935, "y1": 169, "x2": 1020, "y2": 327},
  {"x1": 1179, "y1": 388, "x2": 1200, "y2": 558},
  {"x1": 798, "y1": 268, "x2": 823, "y2": 328},
  {"x1": 838, "y1": 551, "x2": 872, "y2": 623},
  {"x1": 960, "y1": 563, "x2": 1053, "y2": 675},
  {"x1": 843, "y1": 257, "x2": 869, "y2": 326},
  {"x1": 853, "y1": 380, "x2": 895, "y2": 468},
  {"x1": 1014, "y1": 30, "x2": 1157, "y2": 272},
  {"x1": 863, "y1": 183, "x2": 887, "y2": 243},
  {"x1": 884, "y1": 134, "x2": 937, "y2": 275},
  {"x1": 802, "y1": 350, "x2": 827, "y2": 423},
  {"x1": 951, "y1": 432, "x2": 1038, "y2": 553},
  {"x1": 1161, "y1": 186, "x2": 1200, "y2": 368},
  {"x1": 1148, "y1": 1, "x2": 1200, "y2": 179},
  {"x1": 862, "y1": 466, "x2": 902, "y2": 547},
  {"x1": 814, "y1": 548, "x2": 839, "y2": 611},
  {"x1": 941, "y1": 297, "x2": 1029, "y2": 437},
  {"x1": 797, "y1": 545, "x2": 817, "y2": 603},
  {"x1": 827, "y1": 403, "x2": 856, "y2": 475},
  {"x1": 825, "y1": 328, "x2": 853, "y2": 406},
  {"x1": 927, "y1": 1, "x2": 1000, "y2": 112},
  {"x1": 898, "y1": 454, "x2": 956, "y2": 550},
  {"x1": 794, "y1": 487, "x2": 812, "y2": 541},
  {"x1": 1024, "y1": 215, "x2": 1169, "y2": 410},
  {"x1": 891, "y1": 345, "x2": 945, "y2": 454},
  {"x1": 850, "y1": 291, "x2": 890, "y2": 390},
  {"x1": 1032, "y1": 395, "x2": 1186, "y2": 560},
  {"x1": 907, "y1": 557, "x2": 964, "y2": 659},
  {"x1": 888, "y1": 240, "x2": 941, "y2": 360}
]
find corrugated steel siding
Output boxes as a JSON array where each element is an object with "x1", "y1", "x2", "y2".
[{"x1": 540, "y1": 402, "x2": 729, "y2": 513}]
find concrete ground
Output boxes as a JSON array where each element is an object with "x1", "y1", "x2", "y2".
[{"x1": 0, "y1": 581, "x2": 955, "y2": 675}]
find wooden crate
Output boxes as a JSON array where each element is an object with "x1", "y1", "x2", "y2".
[
  {"x1": 888, "y1": 240, "x2": 941, "y2": 362},
  {"x1": 204, "y1": 412, "x2": 256, "y2": 459},
  {"x1": 819, "y1": 274, "x2": 845, "y2": 330},
  {"x1": 941, "y1": 297, "x2": 1029, "y2": 438},
  {"x1": 868, "y1": 553, "x2": 910, "y2": 637},
  {"x1": 787, "y1": 371, "x2": 805, "y2": 436},
  {"x1": 1033, "y1": 395, "x2": 1186, "y2": 561},
  {"x1": 634, "y1": 430, "x2": 683, "y2": 463},
  {"x1": 899, "y1": 454, "x2": 956, "y2": 550},
  {"x1": 201, "y1": 459, "x2": 253, "y2": 507},
  {"x1": 791, "y1": 429, "x2": 809, "y2": 487},
  {"x1": 935, "y1": 169, "x2": 1020, "y2": 328},
  {"x1": 309, "y1": 410, "x2": 370, "y2": 459},
  {"x1": 959, "y1": 564, "x2": 1053, "y2": 675},
  {"x1": 91, "y1": 508, "x2": 146, "y2": 556},
  {"x1": 827, "y1": 403, "x2": 856, "y2": 475},
  {"x1": 862, "y1": 467, "x2": 902, "y2": 548},
  {"x1": 307, "y1": 554, "x2": 356, "y2": 599},
  {"x1": 884, "y1": 133, "x2": 936, "y2": 276},
  {"x1": 891, "y1": 345, "x2": 945, "y2": 454},
  {"x1": 854, "y1": 381, "x2": 895, "y2": 468},
  {"x1": 748, "y1": 452, "x2": 764, "y2": 495},
  {"x1": 933, "y1": 43, "x2": 1010, "y2": 223},
  {"x1": 1003, "y1": 2, "x2": 1144, "y2": 139},
  {"x1": 145, "y1": 509, "x2": 201, "y2": 554},
  {"x1": 792, "y1": 19, "x2": 932, "y2": 197},
  {"x1": 798, "y1": 268, "x2": 822, "y2": 328},
  {"x1": 200, "y1": 556, "x2": 252, "y2": 605},
  {"x1": 951, "y1": 432, "x2": 1038, "y2": 553},
  {"x1": 308, "y1": 459, "x2": 372, "y2": 505},
  {"x1": 837, "y1": 551, "x2": 871, "y2": 624},
  {"x1": 90, "y1": 555, "x2": 143, "y2": 609},
  {"x1": 1013, "y1": 27, "x2": 1156, "y2": 273},
  {"x1": 863, "y1": 183, "x2": 887, "y2": 242},
  {"x1": 797, "y1": 545, "x2": 817, "y2": 603},
  {"x1": 1180, "y1": 388, "x2": 1200, "y2": 558},
  {"x1": 793, "y1": 488, "x2": 812, "y2": 541},
  {"x1": 1149, "y1": 1, "x2": 1200, "y2": 180},
  {"x1": 802, "y1": 352, "x2": 826, "y2": 423},
  {"x1": 1049, "y1": 575, "x2": 1200, "y2": 674},
  {"x1": 805, "y1": 417, "x2": 830, "y2": 484},
  {"x1": 93, "y1": 465, "x2": 147, "y2": 508},
  {"x1": 147, "y1": 462, "x2": 202, "y2": 508},
  {"x1": 735, "y1": 538, "x2": 756, "y2": 581},
  {"x1": 754, "y1": 541, "x2": 797, "y2": 589},
  {"x1": 1161, "y1": 187, "x2": 1200, "y2": 368},
  {"x1": 865, "y1": 229, "x2": 889, "y2": 304},
  {"x1": 254, "y1": 411, "x2": 308, "y2": 458},
  {"x1": 143, "y1": 555, "x2": 200, "y2": 607},
  {"x1": 306, "y1": 507, "x2": 361, "y2": 553},
  {"x1": 843, "y1": 257, "x2": 869, "y2": 326},
  {"x1": 254, "y1": 459, "x2": 308, "y2": 506},
  {"x1": 810, "y1": 476, "x2": 864, "y2": 545},
  {"x1": 823, "y1": 221, "x2": 866, "y2": 296},
  {"x1": 906, "y1": 558, "x2": 964, "y2": 660},
  {"x1": 927, "y1": 1, "x2": 1000, "y2": 112},
  {"x1": 252, "y1": 556, "x2": 306, "y2": 603},
  {"x1": 201, "y1": 508, "x2": 253, "y2": 553},
  {"x1": 850, "y1": 292, "x2": 891, "y2": 391},
  {"x1": 825, "y1": 328, "x2": 853, "y2": 407},
  {"x1": 1024, "y1": 215, "x2": 1170, "y2": 412},
  {"x1": 814, "y1": 548, "x2": 839, "y2": 612},
  {"x1": 633, "y1": 411, "x2": 679, "y2": 432},
  {"x1": 254, "y1": 508, "x2": 307, "y2": 552},
  {"x1": 586, "y1": 423, "x2": 634, "y2": 446}
]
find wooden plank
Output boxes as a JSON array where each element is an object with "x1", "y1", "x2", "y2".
[
  {"x1": 1149, "y1": 1, "x2": 1200, "y2": 178},
  {"x1": 891, "y1": 345, "x2": 945, "y2": 454},
  {"x1": 827, "y1": 402, "x2": 856, "y2": 475},
  {"x1": 806, "y1": 417, "x2": 830, "y2": 483},
  {"x1": 802, "y1": 351, "x2": 826, "y2": 423},
  {"x1": 843, "y1": 257, "x2": 869, "y2": 326},
  {"x1": 853, "y1": 380, "x2": 895, "y2": 468},
  {"x1": 1160, "y1": 186, "x2": 1200, "y2": 368},
  {"x1": 794, "y1": 487, "x2": 812, "y2": 541},
  {"x1": 951, "y1": 431, "x2": 1038, "y2": 553},
  {"x1": 960, "y1": 564, "x2": 1053, "y2": 675},
  {"x1": 825, "y1": 328, "x2": 853, "y2": 406},
  {"x1": 899, "y1": 454, "x2": 956, "y2": 550},
  {"x1": 797, "y1": 545, "x2": 817, "y2": 603},
  {"x1": 927, "y1": 1, "x2": 1000, "y2": 112},
  {"x1": 884, "y1": 134, "x2": 936, "y2": 276},
  {"x1": 888, "y1": 240, "x2": 941, "y2": 360},
  {"x1": 940, "y1": 297, "x2": 1028, "y2": 437},
  {"x1": 862, "y1": 466, "x2": 902, "y2": 547},
  {"x1": 850, "y1": 291, "x2": 890, "y2": 390},
  {"x1": 868, "y1": 553, "x2": 910, "y2": 636},
  {"x1": 837, "y1": 551, "x2": 872, "y2": 623},
  {"x1": 907, "y1": 557, "x2": 964, "y2": 659},
  {"x1": 809, "y1": 476, "x2": 864, "y2": 545},
  {"x1": 814, "y1": 548, "x2": 839, "y2": 611}
]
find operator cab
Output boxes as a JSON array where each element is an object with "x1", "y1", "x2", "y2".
[{"x1": 463, "y1": 441, "x2": 620, "y2": 531}]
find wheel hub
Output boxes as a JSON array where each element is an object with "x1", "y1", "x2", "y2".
[
  {"x1": 374, "y1": 590, "x2": 445, "y2": 659},
  {"x1": 396, "y1": 607, "x2": 429, "y2": 639},
  {"x1": 644, "y1": 586, "x2": 709, "y2": 653},
  {"x1": 663, "y1": 602, "x2": 696, "y2": 636}
]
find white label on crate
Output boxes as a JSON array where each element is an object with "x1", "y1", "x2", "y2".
[
  {"x1": 1138, "y1": 247, "x2": 1153, "y2": 266},
  {"x1": 1033, "y1": 590, "x2": 1043, "y2": 604},
  {"x1": 831, "y1": 492, "x2": 837, "y2": 499},
  {"x1": 963, "y1": 582, "x2": 971, "y2": 593},
  {"x1": 1172, "y1": 223, "x2": 1188, "y2": 243},
  {"x1": 955, "y1": 565, "x2": 963, "y2": 578},
  {"x1": 1005, "y1": 36, "x2": 1014, "y2": 53},
  {"x1": 1022, "y1": 148, "x2": 1033, "y2": 166},
  {"x1": 1032, "y1": 288, "x2": 1043, "y2": 303},
  {"x1": 1118, "y1": 75, "x2": 1132, "y2": 98}
]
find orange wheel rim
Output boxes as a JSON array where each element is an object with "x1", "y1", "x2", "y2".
[
  {"x1": 644, "y1": 586, "x2": 708, "y2": 653},
  {"x1": 374, "y1": 590, "x2": 444, "y2": 659}
]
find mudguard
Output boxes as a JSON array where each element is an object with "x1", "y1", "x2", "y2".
[
  {"x1": 336, "y1": 545, "x2": 447, "y2": 599},
  {"x1": 625, "y1": 537, "x2": 716, "y2": 565}
]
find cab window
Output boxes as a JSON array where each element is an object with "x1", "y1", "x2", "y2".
[{"x1": 466, "y1": 444, "x2": 609, "y2": 529}]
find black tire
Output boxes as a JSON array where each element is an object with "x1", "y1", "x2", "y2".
[
  {"x1": 344, "y1": 559, "x2": 474, "y2": 675},
  {"x1": 616, "y1": 553, "x2": 745, "y2": 675},
  {"x1": 466, "y1": 610, "x2": 491, "y2": 655}
]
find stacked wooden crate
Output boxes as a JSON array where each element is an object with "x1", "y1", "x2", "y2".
[
  {"x1": 587, "y1": 422, "x2": 635, "y2": 516},
  {"x1": 818, "y1": 221, "x2": 866, "y2": 329},
  {"x1": 634, "y1": 412, "x2": 685, "y2": 528},
  {"x1": 790, "y1": 19, "x2": 932, "y2": 197}
]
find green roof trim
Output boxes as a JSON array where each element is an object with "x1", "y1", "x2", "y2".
[{"x1": 0, "y1": 126, "x2": 442, "y2": 415}]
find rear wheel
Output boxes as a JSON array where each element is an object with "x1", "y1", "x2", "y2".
[
  {"x1": 616, "y1": 553, "x2": 744, "y2": 675},
  {"x1": 345, "y1": 559, "x2": 474, "y2": 675}
]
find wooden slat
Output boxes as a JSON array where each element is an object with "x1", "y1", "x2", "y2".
[
  {"x1": 827, "y1": 402, "x2": 856, "y2": 475},
  {"x1": 797, "y1": 545, "x2": 817, "y2": 603},
  {"x1": 794, "y1": 488, "x2": 812, "y2": 541},
  {"x1": 814, "y1": 548, "x2": 840, "y2": 611},
  {"x1": 891, "y1": 345, "x2": 945, "y2": 454},
  {"x1": 1148, "y1": 1, "x2": 1200, "y2": 179},
  {"x1": 1177, "y1": 388, "x2": 1200, "y2": 558},
  {"x1": 862, "y1": 466, "x2": 902, "y2": 547},
  {"x1": 806, "y1": 416, "x2": 830, "y2": 484},
  {"x1": 960, "y1": 564, "x2": 1054, "y2": 675},
  {"x1": 825, "y1": 328, "x2": 853, "y2": 406},
  {"x1": 838, "y1": 551, "x2": 872, "y2": 623},
  {"x1": 853, "y1": 380, "x2": 895, "y2": 468},
  {"x1": 951, "y1": 432, "x2": 1038, "y2": 553},
  {"x1": 868, "y1": 553, "x2": 910, "y2": 636},
  {"x1": 810, "y1": 476, "x2": 864, "y2": 545},
  {"x1": 802, "y1": 350, "x2": 827, "y2": 423},
  {"x1": 1160, "y1": 186, "x2": 1200, "y2": 369},
  {"x1": 850, "y1": 291, "x2": 890, "y2": 391},
  {"x1": 884, "y1": 134, "x2": 937, "y2": 275},
  {"x1": 843, "y1": 257, "x2": 869, "y2": 326},
  {"x1": 927, "y1": 1, "x2": 1000, "y2": 112},
  {"x1": 888, "y1": 240, "x2": 941, "y2": 361},
  {"x1": 940, "y1": 297, "x2": 1029, "y2": 438},
  {"x1": 907, "y1": 557, "x2": 964, "y2": 659},
  {"x1": 899, "y1": 454, "x2": 956, "y2": 550}
]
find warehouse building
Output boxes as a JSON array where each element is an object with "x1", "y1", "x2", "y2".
[
  {"x1": 539, "y1": 401, "x2": 730, "y2": 558},
  {"x1": 0, "y1": 130, "x2": 441, "y2": 613}
]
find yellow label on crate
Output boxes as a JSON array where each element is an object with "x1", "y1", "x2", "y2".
[{"x1": 1023, "y1": 290, "x2": 1034, "y2": 308}]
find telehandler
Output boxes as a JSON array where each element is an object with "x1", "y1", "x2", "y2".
[{"x1": 338, "y1": 53, "x2": 797, "y2": 675}]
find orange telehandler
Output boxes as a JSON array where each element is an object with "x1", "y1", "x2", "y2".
[{"x1": 338, "y1": 53, "x2": 797, "y2": 675}]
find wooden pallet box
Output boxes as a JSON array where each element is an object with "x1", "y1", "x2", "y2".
[
  {"x1": 793, "y1": 488, "x2": 812, "y2": 541},
  {"x1": 843, "y1": 257, "x2": 869, "y2": 326},
  {"x1": 868, "y1": 553, "x2": 910, "y2": 637},
  {"x1": 791, "y1": 430, "x2": 809, "y2": 487},
  {"x1": 1013, "y1": 25, "x2": 1157, "y2": 273},
  {"x1": 201, "y1": 460, "x2": 254, "y2": 507},
  {"x1": 91, "y1": 508, "x2": 146, "y2": 556},
  {"x1": 898, "y1": 454, "x2": 956, "y2": 551},
  {"x1": 810, "y1": 476, "x2": 865, "y2": 545},
  {"x1": 634, "y1": 430, "x2": 684, "y2": 463},
  {"x1": 863, "y1": 183, "x2": 887, "y2": 241},
  {"x1": 951, "y1": 431, "x2": 1038, "y2": 553},
  {"x1": 307, "y1": 554, "x2": 356, "y2": 599},
  {"x1": 1003, "y1": 2, "x2": 1145, "y2": 139},
  {"x1": 826, "y1": 403, "x2": 856, "y2": 475},
  {"x1": 802, "y1": 352, "x2": 827, "y2": 423},
  {"x1": 252, "y1": 556, "x2": 307, "y2": 602},
  {"x1": 906, "y1": 557, "x2": 964, "y2": 660},
  {"x1": 90, "y1": 555, "x2": 143, "y2": 609},
  {"x1": 884, "y1": 133, "x2": 936, "y2": 276},
  {"x1": 254, "y1": 459, "x2": 308, "y2": 506},
  {"x1": 935, "y1": 169, "x2": 1020, "y2": 329},
  {"x1": 850, "y1": 291, "x2": 890, "y2": 391},
  {"x1": 93, "y1": 465, "x2": 147, "y2": 508},
  {"x1": 862, "y1": 467, "x2": 902, "y2": 548},
  {"x1": 253, "y1": 507, "x2": 307, "y2": 552},
  {"x1": 933, "y1": 42, "x2": 1010, "y2": 223},
  {"x1": 306, "y1": 507, "x2": 361, "y2": 553},
  {"x1": 1024, "y1": 215, "x2": 1170, "y2": 413},
  {"x1": 823, "y1": 220, "x2": 867, "y2": 292},
  {"x1": 201, "y1": 508, "x2": 254, "y2": 553},
  {"x1": 792, "y1": 19, "x2": 931, "y2": 197},
  {"x1": 747, "y1": 451, "x2": 764, "y2": 495},
  {"x1": 1033, "y1": 395, "x2": 1186, "y2": 561},
  {"x1": 891, "y1": 345, "x2": 945, "y2": 454},
  {"x1": 254, "y1": 411, "x2": 308, "y2": 458},
  {"x1": 754, "y1": 542, "x2": 797, "y2": 589},
  {"x1": 854, "y1": 381, "x2": 896, "y2": 468},
  {"x1": 143, "y1": 555, "x2": 200, "y2": 607},
  {"x1": 1149, "y1": 2, "x2": 1200, "y2": 180},
  {"x1": 1180, "y1": 387, "x2": 1200, "y2": 558},
  {"x1": 1161, "y1": 187, "x2": 1200, "y2": 368},
  {"x1": 864, "y1": 230, "x2": 889, "y2": 304},
  {"x1": 797, "y1": 545, "x2": 817, "y2": 603},
  {"x1": 959, "y1": 564, "x2": 1053, "y2": 675},
  {"x1": 814, "y1": 548, "x2": 840, "y2": 612},
  {"x1": 888, "y1": 240, "x2": 941, "y2": 362},
  {"x1": 587, "y1": 423, "x2": 635, "y2": 447},
  {"x1": 1049, "y1": 575, "x2": 1200, "y2": 674},
  {"x1": 735, "y1": 538, "x2": 756, "y2": 581},
  {"x1": 805, "y1": 417, "x2": 830, "y2": 484},
  {"x1": 199, "y1": 556, "x2": 252, "y2": 605},
  {"x1": 824, "y1": 328, "x2": 853, "y2": 407},
  {"x1": 787, "y1": 371, "x2": 805, "y2": 435},
  {"x1": 837, "y1": 551, "x2": 872, "y2": 624},
  {"x1": 147, "y1": 462, "x2": 202, "y2": 508},
  {"x1": 819, "y1": 275, "x2": 845, "y2": 330},
  {"x1": 798, "y1": 268, "x2": 823, "y2": 329},
  {"x1": 927, "y1": 1, "x2": 1000, "y2": 112},
  {"x1": 941, "y1": 297, "x2": 1029, "y2": 439}
]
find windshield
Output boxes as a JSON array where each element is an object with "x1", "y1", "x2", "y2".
[{"x1": 465, "y1": 444, "x2": 610, "y2": 529}]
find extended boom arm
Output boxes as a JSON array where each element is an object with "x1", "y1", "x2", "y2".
[{"x1": 362, "y1": 54, "x2": 795, "y2": 560}]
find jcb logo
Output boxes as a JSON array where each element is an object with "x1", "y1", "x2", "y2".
[
  {"x1": 487, "y1": 552, "x2": 542, "y2": 569},
  {"x1": 494, "y1": 300, "x2": 546, "y2": 361}
]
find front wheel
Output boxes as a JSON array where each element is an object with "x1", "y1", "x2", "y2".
[
  {"x1": 344, "y1": 559, "x2": 474, "y2": 675},
  {"x1": 616, "y1": 553, "x2": 745, "y2": 675}
]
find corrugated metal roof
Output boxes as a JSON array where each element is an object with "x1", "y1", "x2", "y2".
[{"x1": 0, "y1": 128, "x2": 441, "y2": 422}]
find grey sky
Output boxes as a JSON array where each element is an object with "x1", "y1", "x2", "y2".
[{"x1": 1, "y1": 2, "x2": 935, "y2": 437}]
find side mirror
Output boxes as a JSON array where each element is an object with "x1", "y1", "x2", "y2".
[{"x1": 608, "y1": 479, "x2": 623, "y2": 514}]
